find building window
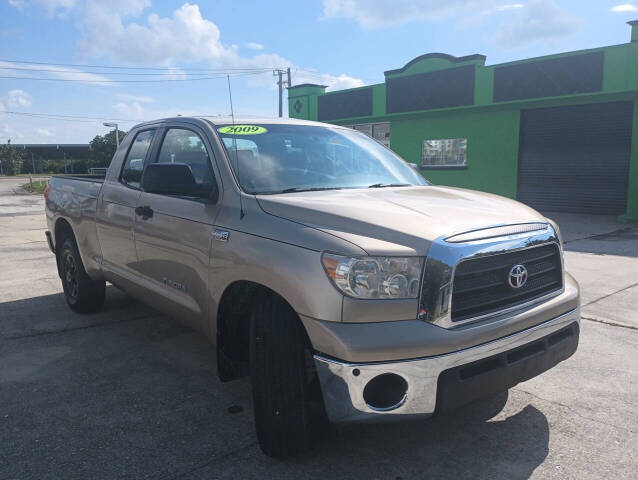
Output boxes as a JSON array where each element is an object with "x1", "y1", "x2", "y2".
[
  {"x1": 422, "y1": 138, "x2": 467, "y2": 168},
  {"x1": 345, "y1": 123, "x2": 391, "y2": 148},
  {"x1": 372, "y1": 123, "x2": 390, "y2": 147}
]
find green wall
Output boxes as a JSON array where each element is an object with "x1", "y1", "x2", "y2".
[
  {"x1": 287, "y1": 31, "x2": 638, "y2": 219},
  {"x1": 390, "y1": 109, "x2": 521, "y2": 198}
]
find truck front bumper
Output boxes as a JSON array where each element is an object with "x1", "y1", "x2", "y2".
[{"x1": 314, "y1": 307, "x2": 579, "y2": 422}]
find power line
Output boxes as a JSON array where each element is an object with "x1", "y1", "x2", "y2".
[
  {"x1": 0, "y1": 110, "x2": 140, "y2": 122},
  {"x1": 0, "y1": 70, "x2": 268, "y2": 83},
  {"x1": 0, "y1": 66, "x2": 272, "y2": 76},
  {"x1": 0, "y1": 110, "x2": 243, "y2": 125},
  {"x1": 0, "y1": 58, "x2": 278, "y2": 72}
]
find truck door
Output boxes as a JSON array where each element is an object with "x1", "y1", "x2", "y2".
[
  {"x1": 132, "y1": 124, "x2": 222, "y2": 331},
  {"x1": 96, "y1": 128, "x2": 156, "y2": 284}
]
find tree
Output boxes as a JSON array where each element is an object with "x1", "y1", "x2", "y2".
[
  {"x1": 0, "y1": 145, "x2": 25, "y2": 176},
  {"x1": 88, "y1": 129, "x2": 127, "y2": 168}
]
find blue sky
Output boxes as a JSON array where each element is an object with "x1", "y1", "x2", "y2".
[{"x1": 0, "y1": 0, "x2": 637, "y2": 143}]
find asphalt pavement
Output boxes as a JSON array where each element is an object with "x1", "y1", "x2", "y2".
[{"x1": 1, "y1": 176, "x2": 637, "y2": 480}]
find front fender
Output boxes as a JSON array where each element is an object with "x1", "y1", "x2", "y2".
[{"x1": 208, "y1": 230, "x2": 345, "y2": 341}]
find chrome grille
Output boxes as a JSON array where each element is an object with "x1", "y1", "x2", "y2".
[{"x1": 450, "y1": 243, "x2": 562, "y2": 322}]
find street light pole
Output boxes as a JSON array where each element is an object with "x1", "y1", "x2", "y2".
[{"x1": 103, "y1": 122, "x2": 119, "y2": 148}]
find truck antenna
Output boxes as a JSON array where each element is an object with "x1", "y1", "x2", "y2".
[{"x1": 227, "y1": 74, "x2": 245, "y2": 219}]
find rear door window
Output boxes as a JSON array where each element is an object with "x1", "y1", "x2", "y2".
[{"x1": 121, "y1": 129, "x2": 155, "y2": 189}]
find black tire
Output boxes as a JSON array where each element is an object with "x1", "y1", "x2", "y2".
[
  {"x1": 59, "y1": 237, "x2": 106, "y2": 313},
  {"x1": 250, "y1": 290, "x2": 327, "y2": 457}
]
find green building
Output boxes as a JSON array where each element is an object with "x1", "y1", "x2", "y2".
[{"x1": 288, "y1": 21, "x2": 638, "y2": 221}]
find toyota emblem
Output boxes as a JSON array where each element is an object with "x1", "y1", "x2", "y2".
[{"x1": 508, "y1": 264, "x2": 528, "y2": 289}]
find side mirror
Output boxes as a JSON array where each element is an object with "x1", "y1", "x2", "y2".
[
  {"x1": 408, "y1": 162, "x2": 420, "y2": 172},
  {"x1": 142, "y1": 163, "x2": 201, "y2": 197}
]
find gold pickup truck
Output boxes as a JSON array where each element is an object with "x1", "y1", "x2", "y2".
[{"x1": 45, "y1": 117, "x2": 580, "y2": 457}]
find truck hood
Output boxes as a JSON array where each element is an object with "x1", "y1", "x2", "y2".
[{"x1": 256, "y1": 186, "x2": 547, "y2": 255}]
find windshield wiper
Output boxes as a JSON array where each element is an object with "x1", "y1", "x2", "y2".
[
  {"x1": 367, "y1": 183, "x2": 411, "y2": 188},
  {"x1": 261, "y1": 186, "x2": 344, "y2": 195}
]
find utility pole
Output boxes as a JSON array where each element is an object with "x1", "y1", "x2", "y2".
[
  {"x1": 64, "y1": 151, "x2": 67, "y2": 174},
  {"x1": 273, "y1": 68, "x2": 292, "y2": 117},
  {"x1": 31, "y1": 152, "x2": 35, "y2": 174}
]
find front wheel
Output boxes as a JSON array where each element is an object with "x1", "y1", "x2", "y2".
[
  {"x1": 249, "y1": 291, "x2": 327, "y2": 457},
  {"x1": 59, "y1": 237, "x2": 105, "y2": 313}
]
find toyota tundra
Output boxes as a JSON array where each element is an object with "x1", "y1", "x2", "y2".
[{"x1": 44, "y1": 117, "x2": 580, "y2": 457}]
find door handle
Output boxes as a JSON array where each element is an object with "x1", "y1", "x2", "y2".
[{"x1": 135, "y1": 206, "x2": 154, "y2": 219}]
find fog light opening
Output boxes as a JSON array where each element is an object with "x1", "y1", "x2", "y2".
[{"x1": 363, "y1": 373, "x2": 408, "y2": 411}]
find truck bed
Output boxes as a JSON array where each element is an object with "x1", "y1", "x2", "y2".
[
  {"x1": 46, "y1": 174, "x2": 106, "y2": 277},
  {"x1": 51, "y1": 174, "x2": 105, "y2": 183}
]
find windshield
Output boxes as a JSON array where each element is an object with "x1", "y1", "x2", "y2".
[{"x1": 214, "y1": 123, "x2": 428, "y2": 194}]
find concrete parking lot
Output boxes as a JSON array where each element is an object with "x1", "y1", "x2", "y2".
[{"x1": 1, "y1": 176, "x2": 637, "y2": 479}]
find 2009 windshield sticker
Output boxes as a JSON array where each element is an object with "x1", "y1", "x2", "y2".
[{"x1": 217, "y1": 125, "x2": 268, "y2": 135}]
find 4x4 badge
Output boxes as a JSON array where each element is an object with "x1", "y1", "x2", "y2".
[{"x1": 212, "y1": 229, "x2": 230, "y2": 242}]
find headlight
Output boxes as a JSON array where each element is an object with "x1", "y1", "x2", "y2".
[{"x1": 321, "y1": 253, "x2": 424, "y2": 299}]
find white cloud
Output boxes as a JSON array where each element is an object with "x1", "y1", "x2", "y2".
[
  {"x1": 163, "y1": 67, "x2": 188, "y2": 80},
  {"x1": 116, "y1": 93, "x2": 155, "y2": 103},
  {"x1": 6, "y1": 89, "x2": 32, "y2": 108},
  {"x1": 46, "y1": 65, "x2": 113, "y2": 85},
  {"x1": 321, "y1": 0, "x2": 504, "y2": 29},
  {"x1": 6, "y1": 1, "x2": 365, "y2": 125},
  {"x1": 35, "y1": 127, "x2": 55, "y2": 137},
  {"x1": 495, "y1": 3, "x2": 523, "y2": 11},
  {"x1": 0, "y1": 60, "x2": 112, "y2": 86},
  {"x1": 76, "y1": 2, "x2": 364, "y2": 91},
  {"x1": 245, "y1": 42, "x2": 264, "y2": 50},
  {"x1": 318, "y1": 73, "x2": 366, "y2": 91},
  {"x1": 456, "y1": 2, "x2": 524, "y2": 29},
  {"x1": 491, "y1": 0, "x2": 582, "y2": 48},
  {"x1": 113, "y1": 101, "x2": 145, "y2": 120},
  {"x1": 78, "y1": 2, "x2": 241, "y2": 65},
  {"x1": 611, "y1": 4, "x2": 638, "y2": 12}
]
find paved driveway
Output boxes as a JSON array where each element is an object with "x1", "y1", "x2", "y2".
[{"x1": 1, "y1": 177, "x2": 637, "y2": 479}]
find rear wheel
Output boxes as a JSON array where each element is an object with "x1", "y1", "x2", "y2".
[
  {"x1": 249, "y1": 290, "x2": 327, "y2": 457},
  {"x1": 59, "y1": 237, "x2": 105, "y2": 313}
]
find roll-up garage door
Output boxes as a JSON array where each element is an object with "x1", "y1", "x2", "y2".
[{"x1": 517, "y1": 101, "x2": 633, "y2": 214}]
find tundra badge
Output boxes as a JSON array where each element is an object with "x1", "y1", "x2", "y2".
[{"x1": 161, "y1": 277, "x2": 187, "y2": 293}]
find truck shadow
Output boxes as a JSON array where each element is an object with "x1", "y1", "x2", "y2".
[
  {"x1": 0, "y1": 285, "x2": 157, "y2": 340},
  {"x1": 1, "y1": 287, "x2": 549, "y2": 480},
  {"x1": 306, "y1": 395, "x2": 549, "y2": 480}
]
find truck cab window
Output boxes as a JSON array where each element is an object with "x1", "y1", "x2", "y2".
[
  {"x1": 156, "y1": 128, "x2": 215, "y2": 190},
  {"x1": 121, "y1": 129, "x2": 155, "y2": 189}
]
